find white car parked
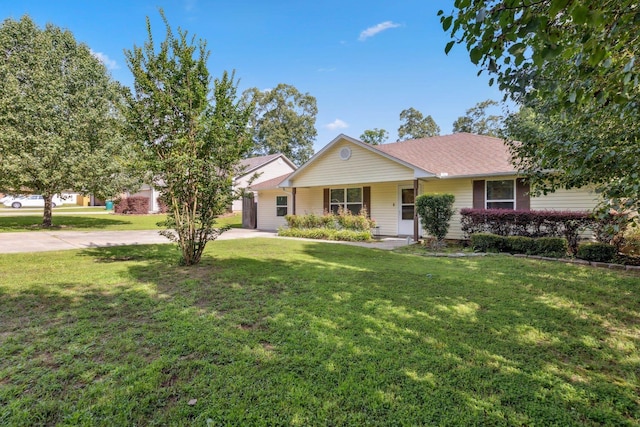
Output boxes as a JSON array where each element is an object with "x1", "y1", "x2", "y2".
[
  {"x1": 0, "y1": 194, "x2": 18, "y2": 204},
  {"x1": 3, "y1": 195, "x2": 65, "y2": 208}
]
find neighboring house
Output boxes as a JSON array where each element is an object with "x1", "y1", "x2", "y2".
[
  {"x1": 121, "y1": 154, "x2": 296, "y2": 214},
  {"x1": 126, "y1": 184, "x2": 163, "y2": 212},
  {"x1": 232, "y1": 153, "x2": 297, "y2": 212},
  {"x1": 251, "y1": 133, "x2": 599, "y2": 241}
]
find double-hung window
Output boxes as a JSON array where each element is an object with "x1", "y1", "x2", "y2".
[
  {"x1": 330, "y1": 187, "x2": 362, "y2": 214},
  {"x1": 276, "y1": 196, "x2": 288, "y2": 216},
  {"x1": 486, "y1": 180, "x2": 515, "y2": 209}
]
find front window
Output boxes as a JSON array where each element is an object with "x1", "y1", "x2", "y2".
[
  {"x1": 330, "y1": 187, "x2": 362, "y2": 214},
  {"x1": 276, "y1": 196, "x2": 288, "y2": 216},
  {"x1": 486, "y1": 180, "x2": 515, "y2": 209}
]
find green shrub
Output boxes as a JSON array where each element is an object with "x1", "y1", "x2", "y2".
[
  {"x1": 505, "y1": 235, "x2": 537, "y2": 255},
  {"x1": 475, "y1": 234, "x2": 567, "y2": 257},
  {"x1": 285, "y1": 211, "x2": 373, "y2": 232},
  {"x1": 278, "y1": 227, "x2": 372, "y2": 242},
  {"x1": 534, "y1": 237, "x2": 568, "y2": 258},
  {"x1": 285, "y1": 213, "x2": 336, "y2": 229},
  {"x1": 577, "y1": 242, "x2": 617, "y2": 262},
  {"x1": 335, "y1": 208, "x2": 373, "y2": 231},
  {"x1": 471, "y1": 233, "x2": 506, "y2": 252},
  {"x1": 416, "y1": 193, "x2": 455, "y2": 242}
]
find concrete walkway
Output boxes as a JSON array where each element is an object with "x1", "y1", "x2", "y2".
[{"x1": 0, "y1": 228, "x2": 411, "y2": 254}]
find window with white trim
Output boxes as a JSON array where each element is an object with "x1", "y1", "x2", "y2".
[
  {"x1": 330, "y1": 187, "x2": 362, "y2": 214},
  {"x1": 276, "y1": 196, "x2": 288, "y2": 216},
  {"x1": 486, "y1": 180, "x2": 515, "y2": 209}
]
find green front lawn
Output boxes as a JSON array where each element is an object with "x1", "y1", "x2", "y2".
[
  {"x1": 0, "y1": 239, "x2": 638, "y2": 425},
  {"x1": 0, "y1": 212, "x2": 241, "y2": 232}
]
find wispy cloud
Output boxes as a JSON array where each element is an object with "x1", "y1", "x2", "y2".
[
  {"x1": 185, "y1": 0, "x2": 197, "y2": 11},
  {"x1": 325, "y1": 119, "x2": 348, "y2": 130},
  {"x1": 90, "y1": 50, "x2": 118, "y2": 70},
  {"x1": 317, "y1": 67, "x2": 336, "y2": 72},
  {"x1": 358, "y1": 21, "x2": 401, "y2": 41}
]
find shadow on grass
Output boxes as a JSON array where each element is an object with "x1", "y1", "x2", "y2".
[
  {"x1": 1, "y1": 239, "x2": 638, "y2": 425},
  {"x1": 0, "y1": 215, "x2": 133, "y2": 231}
]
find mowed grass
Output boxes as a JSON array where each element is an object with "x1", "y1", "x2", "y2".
[
  {"x1": 0, "y1": 238, "x2": 638, "y2": 426},
  {"x1": 0, "y1": 212, "x2": 241, "y2": 232}
]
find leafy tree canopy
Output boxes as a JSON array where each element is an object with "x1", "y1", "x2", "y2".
[
  {"x1": 0, "y1": 15, "x2": 136, "y2": 226},
  {"x1": 243, "y1": 84, "x2": 317, "y2": 166},
  {"x1": 360, "y1": 128, "x2": 389, "y2": 145},
  {"x1": 398, "y1": 108, "x2": 440, "y2": 140},
  {"x1": 441, "y1": 1, "x2": 640, "y2": 210},
  {"x1": 125, "y1": 11, "x2": 253, "y2": 265},
  {"x1": 452, "y1": 99, "x2": 503, "y2": 137}
]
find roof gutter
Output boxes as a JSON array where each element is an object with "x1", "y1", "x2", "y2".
[{"x1": 422, "y1": 171, "x2": 521, "y2": 180}]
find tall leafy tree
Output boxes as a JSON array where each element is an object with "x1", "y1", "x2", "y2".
[
  {"x1": 452, "y1": 100, "x2": 503, "y2": 136},
  {"x1": 440, "y1": 1, "x2": 640, "y2": 210},
  {"x1": 0, "y1": 16, "x2": 134, "y2": 227},
  {"x1": 360, "y1": 128, "x2": 389, "y2": 145},
  {"x1": 243, "y1": 84, "x2": 317, "y2": 166},
  {"x1": 398, "y1": 108, "x2": 440, "y2": 140},
  {"x1": 125, "y1": 12, "x2": 253, "y2": 265}
]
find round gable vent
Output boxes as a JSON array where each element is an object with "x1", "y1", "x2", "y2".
[{"x1": 339, "y1": 147, "x2": 351, "y2": 161}]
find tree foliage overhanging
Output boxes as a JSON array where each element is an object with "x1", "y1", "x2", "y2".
[
  {"x1": 0, "y1": 15, "x2": 136, "y2": 227},
  {"x1": 441, "y1": 1, "x2": 640, "y2": 210},
  {"x1": 125, "y1": 11, "x2": 253, "y2": 265}
]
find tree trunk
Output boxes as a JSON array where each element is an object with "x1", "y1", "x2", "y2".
[{"x1": 42, "y1": 194, "x2": 53, "y2": 227}]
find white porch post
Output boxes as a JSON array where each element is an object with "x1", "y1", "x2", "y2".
[{"x1": 413, "y1": 179, "x2": 419, "y2": 242}]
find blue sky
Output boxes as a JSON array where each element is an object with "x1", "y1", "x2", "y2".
[{"x1": 1, "y1": 0, "x2": 505, "y2": 152}]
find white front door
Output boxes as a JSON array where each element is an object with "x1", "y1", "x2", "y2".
[{"x1": 398, "y1": 186, "x2": 415, "y2": 236}]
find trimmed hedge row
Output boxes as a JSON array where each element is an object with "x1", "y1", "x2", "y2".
[
  {"x1": 278, "y1": 228, "x2": 371, "y2": 242},
  {"x1": 471, "y1": 233, "x2": 568, "y2": 257},
  {"x1": 460, "y1": 208, "x2": 595, "y2": 254},
  {"x1": 284, "y1": 210, "x2": 375, "y2": 232},
  {"x1": 280, "y1": 210, "x2": 375, "y2": 241},
  {"x1": 576, "y1": 242, "x2": 617, "y2": 263},
  {"x1": 115, "y1": 196, "x2": 150, "y2": 214}
]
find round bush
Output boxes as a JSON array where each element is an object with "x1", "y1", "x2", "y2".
[{"x1": 577, "y1": 242, "x2": 617, "y2": 263}]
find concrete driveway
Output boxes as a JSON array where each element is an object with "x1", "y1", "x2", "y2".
[
  {"x1": 0, "y1": 229, "x2": 276, "y2": 254},
  {"x1": 0, "y1": 228, "x2": 410, "y2": 254}
]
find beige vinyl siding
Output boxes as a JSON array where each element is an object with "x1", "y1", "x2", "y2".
[
  {"x1": 530, "y1": 187, "x2": 599, "y2": 211},
  {"x1": 256, "y1": 189, "x2": 291, "y2": 231},
  {"x1": 233, "y1": 158, "x2": 296, "y2": 211},
  {"x1": 292, "y1": 141, "x2": 415, "y2": 187},
  {"x1": 421, "y1": 178, "x2": 473, "y2": 240},
  {"x1": 292, "y1": 188, "x2": 320, "y2": 216}
]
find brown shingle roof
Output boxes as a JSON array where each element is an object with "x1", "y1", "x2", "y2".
[
  {"x1": 374, "y1": 133, "x2": 516, "y2": 177},
  {"x1": 248, "y1": 173, "x2": 292, "y2": 190},
  {"x1": 239, "y1": 154, "x2": 285, "y2": 175}
]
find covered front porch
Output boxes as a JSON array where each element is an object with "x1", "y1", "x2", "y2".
[{"x1": 278, "y1": 179, "x2": 421, "y2": 240}]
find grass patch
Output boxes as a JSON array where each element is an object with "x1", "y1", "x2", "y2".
[
  {"x1": 0, "y1": 239, "x2": 638, "y2": 425},
  {"x1": 0, "y1": 212, "x2": 241, "y2": 232}
]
